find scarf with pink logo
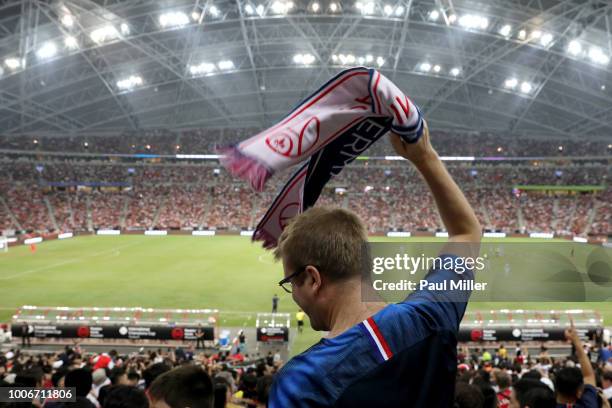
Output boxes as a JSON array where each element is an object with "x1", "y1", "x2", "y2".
[{"x1": 219, "y1": 67, "x2": 424, "y2": 248}]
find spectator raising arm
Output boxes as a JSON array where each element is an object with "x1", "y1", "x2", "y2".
[{"x1": 565, "y1": 317, "x2": 596, "y2": 387}]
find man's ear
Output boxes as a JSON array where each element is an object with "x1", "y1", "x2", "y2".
[{"x1": 304, "y1": 265, "x2": 322, "y2": 292}]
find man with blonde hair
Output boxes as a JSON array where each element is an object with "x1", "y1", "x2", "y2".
[{"x1": 269, "y1": 124, "x2": 482, "y2": 407}]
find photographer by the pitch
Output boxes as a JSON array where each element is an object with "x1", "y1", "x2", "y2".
[{"x1": 269, "y1": 123, "x2": 481, "y2": 407}]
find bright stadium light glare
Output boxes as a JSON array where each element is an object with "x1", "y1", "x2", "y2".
[
  {"x1": 520, "y1": 81, "x2": 532, "y2": 93},
  {"x1": 458, "y1": 14, "x2": 488, "y2": 30},
  {"x1": 189, "y1": 62, "x2": 216, "y2": 75},
  {"x1": 256, "y1": 4, "x2": 265, "y2": 16},
  {"x1": 358, "y1": 56, "x2": 365, "y2": 64},
  {"x1": 588, "y1": 46, "x2": 610, "y2": 65},
  {"x1": 356, "y1": 1, "x2": 374, "y2": 15},
  {"x1": 504, "y1": 77, "x2": 518, "y2": 89},
  {"x1": 61, "y1": 14, "x2": 74, "y2": 28},
  {"x1": 518, "y1": 29, "x2": 526, "y2": 40},
  {"x1": 530, "y1": 30, "x2": 542, "y2": 40},
  {"x1": 90, "y1": 25, "x2": 119, "y2": 43},
  {"x1": 394, "y1": 5, "x2": 404, "y2": 16},
  {"x1": 567, "y1": 40, "x2": 582, "y2": 56},
  {"x1": 159, "y1": 11, "x2": 190, "y2": 28},
  {"x1": 64, "y1": 36, "x2": 78, "y2": 49},
  {"x1": 192, "y1": 11, "x2": 201, "y2": 20},
  {"x1": 218, "y1": 60, "x2": 235, "y2": 70},
  {"x1": 116, "y1": 75, "x2": 143, "y2": 91},
  {"x1": 332, "y1": 54, "x2": 338, "y2": 61},
  {"x1": 120, "y1": 23, "x2": 130, "y2": 35},
  {"x1": 5, "y1": 58, "x2": 20, "y2": 70},
  {"x1": 311, "y1": 3, "x2": 320, "y2": 12},
  {"x1": 366, "y1": 54, "x2": 373, "y2": 63},
  {"x1": 329, "y1": 2, "x2": 338, "y2": 11},
  {"x1": 499, "y1": 24, "x2": 512, "y2": 37},
  {"x1": 209, "y1": 5, "x2": 220, "y2": 17},
  {"x1": 271, "y1": 1, "x2": 286, "y2": 14},
  {"x1": 355, "y1": 1, "x2": 374, "y2": 15},
  {"x1": 540, "y1": 32, "x2": 553, "y2": 47},
  {"x1": 450, "y1": 67, "x2": 460, "y2": 76},
  {"x1": 346, "y1": 54, "x2": 355, "y2": 64},
  {"x1": 244, "y1": 4, "x2": 255, "y2": 14},
  {"x1": 419, "y1": 62, "x2": 432, "y2": 72},
  {"x1": 376, "y1": 56, "x2": 385, "y2": 67},
  {"x1": 383, "y1": 4, "x2": 393, "y2": 16},
  {"x1": 36, "y1": 42, "x2": 57, "y2": 60},
  {"x1": 428, "y1": 10, "x2": 439, "y2": 21},
  {"x1": 448, "y1": 14, "x2": 457, "y2": 23},
  {"x1": 433, "y1": 64, "x2": 441, "y2": 73}
]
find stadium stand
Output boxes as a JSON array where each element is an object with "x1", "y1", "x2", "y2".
[
  {"x1": 0, "y1": 340, "x2": 610, "y2": 407},
  {"x1": 0, "y1": 156, "x2": 610, "y2": 236},
  {"x1": 2, "y1": 131, "x2": 611, "y2": 157}
]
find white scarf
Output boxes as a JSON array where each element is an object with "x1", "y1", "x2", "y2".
[{"x1": 219, "y1": 67, "x2": 424, "y2": 247}]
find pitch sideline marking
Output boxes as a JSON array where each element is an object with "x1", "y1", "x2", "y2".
[{"x1": 0, "y1": 240, "x2": 145, "y2": 280}]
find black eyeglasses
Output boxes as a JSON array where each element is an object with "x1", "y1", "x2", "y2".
[{"x1": 278, "y1": 265, "x2": 318, "y2": 293}]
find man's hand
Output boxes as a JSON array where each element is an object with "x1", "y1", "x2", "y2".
[
  {"x1": 389, "y1": 121, "x2": 437, "y2": 166},
  {"x1": 565, "y1": 317, "x2": 581, "y2": 346},
  {"x1": 566, "y1": 317, "x2": 597, "y2": 386}
]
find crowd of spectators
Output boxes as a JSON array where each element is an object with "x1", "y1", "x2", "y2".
[
  {"x1": 0, "y1": 329, "x2": 610, "y2": 407},
  {"x1": 519, "y1": 196, "x2": 556, "y2": 234},
  {"x1": 592, "y1": 191, "x2": 612, "y2": 237},
  {"x1": 0, "y1": 342, "x2": 279, "y2": 408},
  {"x1": 155, "y1": 186, "x2": 210, "y2": 230},
  {"x1": 2, "y1": 187, "x2": 54, "y2": 232},
  {"x1": 205, "y1": 186, "x2": 254, "y2": 230},
  {"x1": 453, "y1": 335, "x2": 612, "y2": 408},
  {"x1": 2, "y1": 131, "x2": 611, "y2": 158},
  {"x1": 1, "y1": 160, "x2": 608, "y2": 189},
  {"x1": 0, "y1": 159, "x2": 610, "y2": 236}
]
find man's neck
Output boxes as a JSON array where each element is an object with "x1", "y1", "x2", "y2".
[{"x1": 326, "y1": 281, "x2": 386, "y2": 338}]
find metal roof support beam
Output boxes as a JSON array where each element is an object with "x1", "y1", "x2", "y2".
[
  {"x1": 420, "y1": 0, "x2": 586, "y2": 118},
  {"x1": 64, "y1": 0, "x2": 234, "y2": 126},
  {"x1": 1, "y1": 91, "x2": 85, "y2": 131},
  {"x1": 508, "y1": 4, "x2": 606, "y2": 132},
  {"x1": 5, "y1": 60, "x2": 610, "y2": 135},
  {"x1": 75, "y1": 79, "x2": 577, "y2": 134},
  {"x1": 170, "y1": 0, "x2": 205, "y2": 125},
  {"x1": 236, "y1": 0, "x2": 266, "y2": 124},
  {"x1": 391, "y1": 0, "x2": 413, "y2": 80}
]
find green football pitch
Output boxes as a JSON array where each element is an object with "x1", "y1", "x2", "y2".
[{"x1": 1, "y1": 235, "x2": 610, "y2": 356}]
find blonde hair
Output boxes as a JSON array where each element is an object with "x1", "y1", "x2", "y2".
[{"x1": 274, "y1": 207, "x2": 368, "y2": 282}]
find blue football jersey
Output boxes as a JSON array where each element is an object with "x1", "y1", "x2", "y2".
[{"x1": 269, "y1": 254, "x2": 473, "y2": 408}]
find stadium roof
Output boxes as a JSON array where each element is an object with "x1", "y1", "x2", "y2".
[{"x1": 0, "y1": 0, "x2": 611, "y2": 138}]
